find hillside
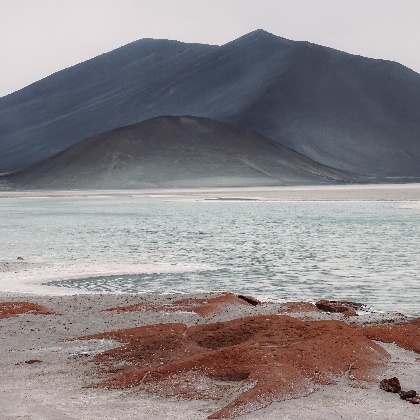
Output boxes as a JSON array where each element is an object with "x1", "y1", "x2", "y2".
[{"x1": 1, "y1": 116, "x2": 358, "y2": 189}]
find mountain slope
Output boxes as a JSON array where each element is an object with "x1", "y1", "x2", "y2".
[
  {"x1": 227, "y1": 39, "x2": 420, "y2": 176},
  {"x1": 1, "y1": 30, "x2": 419, "y2": 179},
  {"x1": 1, "y1": 116, "x2": 358, "y2": 189}
]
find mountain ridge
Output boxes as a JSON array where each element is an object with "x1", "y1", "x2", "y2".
[{"x1": 0, "y1": 30, "x2": 419, "y2": 184}]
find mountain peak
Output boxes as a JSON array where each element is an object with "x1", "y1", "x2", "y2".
[
  {"x1": 247, "y1": 29, "x2": 275, "y2": 37},
  {"x1": 225, "y1": 29, "x2": 293, "y2": 47}
]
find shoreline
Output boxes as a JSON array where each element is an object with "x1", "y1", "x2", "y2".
[
  {"x1": 0, "y1": 260, "x2": 212, "y2": 295},
  {"x1": 1, "y1": 183, "x2": 420, "y2": 201},
  {"x1": 2, "y1": 260, "x2": 418, "y2": 317}
]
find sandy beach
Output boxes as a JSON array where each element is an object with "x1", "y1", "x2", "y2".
[{"x1": 1, "y1": 185, "x2": 419, "y2": 419}]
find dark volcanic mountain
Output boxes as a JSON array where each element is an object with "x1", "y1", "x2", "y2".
[
  {"x1": 1, "y1": 30, "x2": 419, "y2": 181},
  {"x1": 2, "y1": 116, "x2": 357, "y2": 189}
]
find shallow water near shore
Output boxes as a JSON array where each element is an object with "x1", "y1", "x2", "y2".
[{"x1": 1, "y1": 195, "x2": 420, "y2": 316}]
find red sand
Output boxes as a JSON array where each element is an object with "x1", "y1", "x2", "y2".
[
  {"x1": 0, "y1": 301, "x2": 56, "y2": 319},
  {"x1": 279, "y1": 301, "x2": 320, "y2": 313},
  {"x1": 363, "y1": 318, "x2": 420, "y2": 353},
  {"x1": 79, "y1": 315, "x2": 388, "y2": 419},
  {"x1": 104, "y1": 293, "x2": 261, "y2": 318}
]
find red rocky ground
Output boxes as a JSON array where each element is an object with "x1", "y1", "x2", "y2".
[
  {"x1": 363, "y1": 318, "x2": 420, "y2": 353},
  {"x1": 0, "y1": 301, "x2": 56, "y2": 319},
  {"x1": 80, "y1": 314, "x2": 388, "y2": 419},
  {"x1": 4, "y1": 297, "x2": 417, "y2": 418},
  {"x1": 104, "y1": 293, "x2": 261, "y2": 318}
]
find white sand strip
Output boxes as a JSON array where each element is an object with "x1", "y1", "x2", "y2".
[
  {"x1": 1, "y1": 183, "x2": 420, "y2": 201},
  {"x1": 0, "y1": 261, "x2": 209, "y2": 295}
]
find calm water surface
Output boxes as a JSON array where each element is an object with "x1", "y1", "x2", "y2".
[{"x1": 1, "y1": 197, "x2": 419, "y2": 315}]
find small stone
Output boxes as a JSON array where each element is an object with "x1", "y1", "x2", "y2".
[
  {"x1": 25, "y1": 359, "x2": 42, "y2": 364},
  {"x1": 236, "y1": 295, "x2": 261, "y2": 306},
  {"x1": 399, "y1": 390, "x2": 417, "y2": 399},
  {"x1": 407, "y1": 396, "x2": 420, "y2": 404},
  {"x1": 379, "y1": 377, "x2": 401, "y2": 393}
]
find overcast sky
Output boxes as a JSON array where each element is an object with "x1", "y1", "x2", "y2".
[{"x1": 1, "y1": 0, "x2": 419, "y2": 97}]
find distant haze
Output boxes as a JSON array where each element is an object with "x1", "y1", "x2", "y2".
[{"x1": 1, "y1": 0, "x2": 419, "y2": 97}]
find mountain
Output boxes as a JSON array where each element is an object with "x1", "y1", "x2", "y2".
[
  {"x1": 1, "y1": 29, "x2": 419, "y2": 181},
  {"x1": 1, "y1": 116, "x2": 358, "y2": 189}
]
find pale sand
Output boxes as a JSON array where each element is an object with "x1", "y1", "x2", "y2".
[{"x1": 1, "y1": 293, "x2": 419, "y2": 420}]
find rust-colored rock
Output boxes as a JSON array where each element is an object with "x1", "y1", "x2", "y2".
[
  {"x1": 400, "y1": 390, "x2": 417, "y2": 399},
  {"x1": 280, "y1": 302, "x2": 320, "y2": 313},
  {"x1": 407, "y1": 396, "x2": 420, "y2": 404},
  {"x1": 315, "y1": 300, "x2": 361, "y2": 316},
  {"x1": 15, "y1": 359, "x2": 43, "y2": 366},
  {"x1": 0, "y1": 302, "x2": 56, "y2": 319},
  {"x1": 380, "y1": 377, "x2": 401, "y2": 393},
  {"x1": 79, "y1": 315, "x2": 388, "y2": 419},
  {"x1": 105, "y1": 293, "x2": 260, "y2": 318},
  {"x1": 343, "y1": 310, "x2": 358, "y2": 317},
  {"x1": 363, "y1": 318, "x2": 420, "y2": 353}
]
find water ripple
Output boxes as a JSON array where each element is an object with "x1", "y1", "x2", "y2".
[{"x1": 1, "y1": 197, "x2": 419, "y2": 316}]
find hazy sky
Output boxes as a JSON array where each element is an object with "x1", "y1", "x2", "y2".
[{"x1": 1, "y1": 0, "x2": 419, "y2": 97}]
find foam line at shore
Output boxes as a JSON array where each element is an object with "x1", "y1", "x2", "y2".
[{"x1": 0, "y1": 261, "x2": 212, "y2": 295}]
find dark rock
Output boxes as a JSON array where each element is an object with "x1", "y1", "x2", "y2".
[
  {"x1": 399, "y1": 390, "x2": 417, "y2": 399},
  {"x1": 315, "y1": 300, "x2": 361, "y2": 316},
  {"x1": 379, "y1": 377, "x2": 401, "y2": 393},
  {"x1": 236, "y1": 295, "x2": 261, "y2": 306}
]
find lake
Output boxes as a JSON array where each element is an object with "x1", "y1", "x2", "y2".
[{"x1": 1, "y1": 195, "x2": 419, "y2": 316}]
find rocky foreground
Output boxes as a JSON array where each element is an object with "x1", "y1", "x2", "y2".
[{"x1": 0, "y1": 293, "x2": 419, "y2": 419}]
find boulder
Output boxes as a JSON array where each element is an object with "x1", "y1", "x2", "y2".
[{"x1": 315, "y1": 300, "x2": 361, "y2": 316}]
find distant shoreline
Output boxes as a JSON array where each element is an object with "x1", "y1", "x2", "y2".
[{"x1": 1, "y1": 183, "x2": 420, "y2": 201}]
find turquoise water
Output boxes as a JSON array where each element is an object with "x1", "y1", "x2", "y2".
[{"x1": 1, "y1": 196, "x2": 419, "y2": 315}]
